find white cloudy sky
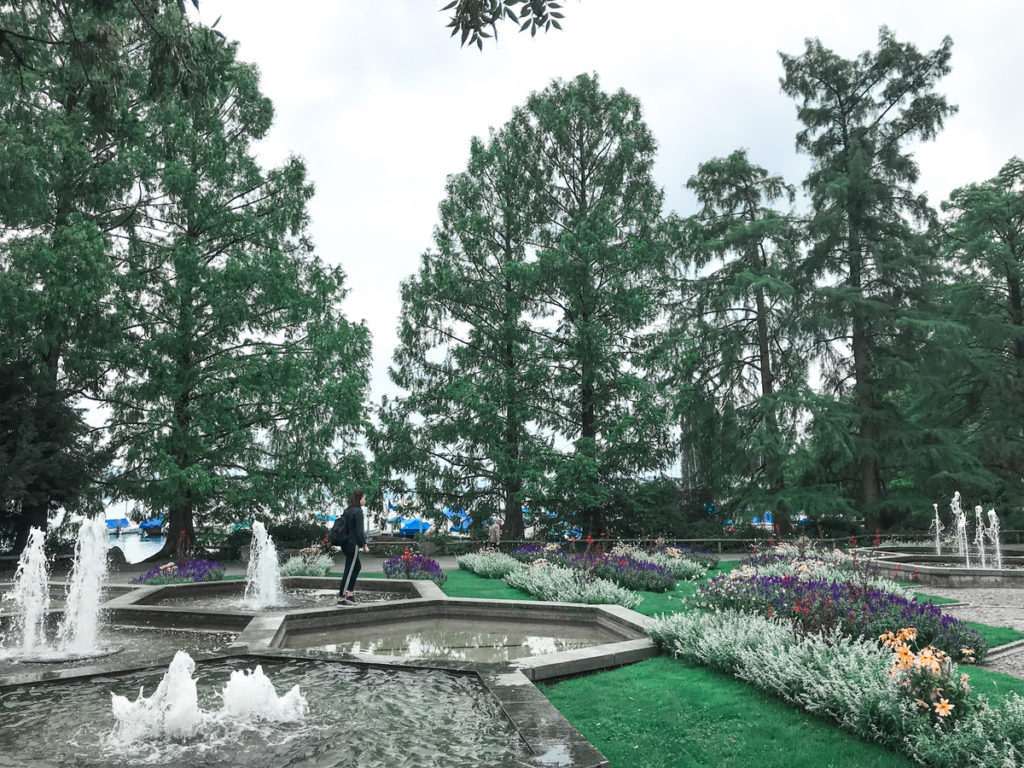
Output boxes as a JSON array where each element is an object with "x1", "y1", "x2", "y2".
[{"x1": 193, "y1": 0, "x2": 1023, "y2": 404}]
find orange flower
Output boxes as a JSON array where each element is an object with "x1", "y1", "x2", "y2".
[{"x1": 934, "y1": 699, "x2": 954, "y2": 717}]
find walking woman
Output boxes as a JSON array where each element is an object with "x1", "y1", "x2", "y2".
[{"x1": 338, "y1": 489, "x2": 369, "y2": 606}]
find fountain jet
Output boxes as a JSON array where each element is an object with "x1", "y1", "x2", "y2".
[
  {"x1": 57, "y1": 516, "x2": 110, "y2": 654},
  {"x1": 2, "y1": 527, "x2": 51, "y2": 653},
  {"x1": 244, "y1": 521, "x2": 283, "y2": 609}
]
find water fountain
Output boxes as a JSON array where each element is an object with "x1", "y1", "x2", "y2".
[
  {"x1": 929, "y1": 503, "x2": 944, "y2": 556},
  {"x1": 988, "y1": 508, "x2": 1003, "y2": 570},
  {"x1": 244, "y1": 521, "x2": 283, "y2": 609},
  {"x1": 952, "y1": 491, "x2": 970, "y2": 567},
  {"x1": 867, "y1": 492, "x2": 1023, "y2": 587},
  {"x1": 1, "y1": 527, "x2": 50, "y2": 653},
  {"x1": 0, "y1": 521, "x2": 631, "y2": 766},
  {"x1": 57, "y1": 516, "x2": 108, "y2": 654},
  {"x1": 974, "y1": 505, "x2": 988, "y2": 569},
  {"x1": 110, "y1": 650, "x2": 307, "y2": 742}
]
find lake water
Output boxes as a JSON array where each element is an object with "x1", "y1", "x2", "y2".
[{"x1": 107, "y1": 535, "x2": 166, "y2": 564}]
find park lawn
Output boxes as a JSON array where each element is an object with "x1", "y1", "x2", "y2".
[
  {"x1": 965, "y1": 620, "x2": 1024, "y2": 649},
  {"x1": 911, "y1": 590, "x2": 957, "y2": 605},
  {"x1": 538, "y1": 656, "x2": 911, "y2": 768}
]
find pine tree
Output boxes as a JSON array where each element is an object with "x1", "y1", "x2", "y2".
[
  {"x1": 376, "y1": 125, "x2": 549, "y2": 538},
  {"x1": 108, "y1": 28, "x2": 370, "y2": 558},
  {"x1": 670, "y1": 150, "x2": 805, "y2": 533},
  {"x1": 780, "y1": 28, "x2": 955, "y2": 530},
  {"x1": 515, "y1": 73, "x2": 671, "y2": 534}
]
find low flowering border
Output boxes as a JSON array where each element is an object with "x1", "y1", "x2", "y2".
[
  {"x1": 692, "y1": 572, "x2": 988, "y2": 662},
  {"x1": 504, "y1": 564, "x2": 642, "y2": 609},
  {"x1": 383, "y1": 549, "x2": 447, "y2": 586},
  {"x1": 131, "y1": 559, "x2": 226, "y2": 585},
  {"x1": 648, "y1": 609, "x2": 1024, "y2": 768}
]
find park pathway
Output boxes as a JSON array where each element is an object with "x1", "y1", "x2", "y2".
[{"x1": 917, "y1": 584, "x2": 1024, "y2": 679}]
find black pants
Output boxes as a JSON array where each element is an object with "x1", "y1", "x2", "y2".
[{"x1": 339, "y1": 541, "x2": 361, "y2": 596}]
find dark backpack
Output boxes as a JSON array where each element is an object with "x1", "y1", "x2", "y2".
[{"x1": 329, "y1": 511, "x2": 351, "y2": 546}]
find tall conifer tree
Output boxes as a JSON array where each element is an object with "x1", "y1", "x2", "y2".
[
  {"x1": 377, "y1": 126, "x2": 548, "y2": 538},
  {"x1": 516, "y1": 73, "x2": 671, "y2": 534},
  {"x1": 780, "y1": 29, "x2": 955, "y2": 529}
]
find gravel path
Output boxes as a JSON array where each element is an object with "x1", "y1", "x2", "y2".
[{"x1": 917, "y1": 584, "x2": 1024, "y2": 679}]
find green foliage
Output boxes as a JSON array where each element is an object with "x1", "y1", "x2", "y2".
[
  {"x1": 0, "y1": 0, "x2": 189, "y2": 548},
  {"x1": 374, "y1": 123, "x2": 549, "y2": 540},
  {"x1": 441, "y1": 0, "x2": 564, "y2": 49},
  {"x1": 267, "y1": 517, "x2": 328, "y2": 551},
  {"x1": 515, "y1": 73, "x2": 672, "y2": 531},
  {"x1": 601, "y1": 478, "x2": 720, "y2": 538},
  {"x1": 663, "y1": 150, "x2": 805, "y2": 532},
  {"x1": 779, "y1": 28, "x2": 956, "y2": 529},
  {"x1": 104, "y1": 22, "x2": 371, "y2": 555}
]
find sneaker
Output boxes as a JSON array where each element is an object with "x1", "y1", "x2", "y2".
[{"x1": 336, "y1": 598, "x2": 355, "y2": 606}]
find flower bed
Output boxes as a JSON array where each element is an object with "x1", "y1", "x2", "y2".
[
  {"x1": 741, "y1": 544, "x2": 910, "y2": 597},
  {"x1": 456, "y1": 551, "x2": 524, "y2": 579},
  {"x1": 658, "y1": 544, "x2": 719, "y2": 570},
  {"x1": 508, "y1": 543, "x2": 568, "y2": 565},
  {"x1": 649, "y1": 610, "x2": 1024, "y2": 768},
  {"x1": 131, "y1": 559, "x2": 226, "y2": 585},
  {"x1": 504, "y1": 563, "x2": 641, "y2": 608},
  {"x1": 692, "y1": 572, "x2": 988, "y2": 662},
  {"x1": 570, "y1": 552, "x2": 678, "y2": 592},
  {"x1": 382, "y1": 549, "x2": 447, "y2": 585}
]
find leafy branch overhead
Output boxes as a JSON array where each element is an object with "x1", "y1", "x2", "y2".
[{"x1": 441, "y1": 0, "x2": 564, "y2": 49}]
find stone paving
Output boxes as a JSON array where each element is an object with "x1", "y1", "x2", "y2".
[{"x1": 917, "y1": 584, "x2": 1024, "y2": 679}]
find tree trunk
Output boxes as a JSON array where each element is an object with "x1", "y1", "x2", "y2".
[
  {"x1": 851, "y1": 258, "x2": 882, "y2": 532},
  {"x1": 752, "y1": 254, "x2": 791, "y2": 536}
]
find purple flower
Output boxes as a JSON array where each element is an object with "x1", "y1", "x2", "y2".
[{"x1": 383, "y1": 554, "x2": 447, "y2": 585}]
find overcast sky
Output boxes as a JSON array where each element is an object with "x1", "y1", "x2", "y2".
[{"x1": 193, "y1": 0, "x2": 1024, "y2": 404}]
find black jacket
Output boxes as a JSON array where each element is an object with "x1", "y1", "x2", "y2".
[{"x1": 342, "y1": 505, "x2": 366, "y2": 547}]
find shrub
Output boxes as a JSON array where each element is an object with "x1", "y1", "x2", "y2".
[
  {"x1": 636, "y1": 550, "x2": 705, "y2": 581},
  {"x1": 660, "y1": 544, "x2": 719, "y2": 570},
  {"x1": 503, "y1": 564, "x2": 641, "y2": 609},
  {"x1": 610, "y1": 542, "x2": 707, "y2": 579},
  {"x1": 267, "y1": 516, "x2": 328, "y2": 550},
  {"x1": 131, "y1": 559, "x2": 225, "y2": 585},
  {"x1": 457, "y1": 551, "x2": 524, "y2": 579},
  {"x1": 382, "y1": 549, "x2": 447, "y2": 585},
  {"x1": 280, "y1": 552, "x2": 334, "y2": 577}
]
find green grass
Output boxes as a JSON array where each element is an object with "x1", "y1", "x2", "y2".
[
  {"x1": 912, "y1": 590, "x2": 957, "y2": 605},
  {"x1": 965, "y1": 621, "x2": 1024, "y2": 649},
  {"x1": 538, "y1": 657, "x2": 911, "y2": 768},
  {"x1": 440, "y1": 568, "x2": 536, "y2": 600},
  {"x1": 966, "y1": 665, "x2": 1024, "y2": 701}
]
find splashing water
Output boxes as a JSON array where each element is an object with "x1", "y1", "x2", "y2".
[
  {"x1": 57, "y1": 517, "x2": 109, "y2": 654},
  {"x1": 109, "y1": 651, "x2": 307, "y2": 743},
  {"x1": 2, "y1": 527, "x2": 51, "y2": 653},
  {"x1": 929, "y1": 503, "x2": 944, "y2": 556},
  {"x1": 951, "y1": 492, "x2": 970, "y2": 567},
  {"x1": 244, "y1": 521, "x2": 283, "y2": 609}
]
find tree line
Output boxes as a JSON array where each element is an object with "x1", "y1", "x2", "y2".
[
  {"x1": 3, "y1": 6, "x2": 1021, "y2": 556},
  {"x1": 375, "y1": 30, "x2": 1024, "y2": 539}
]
